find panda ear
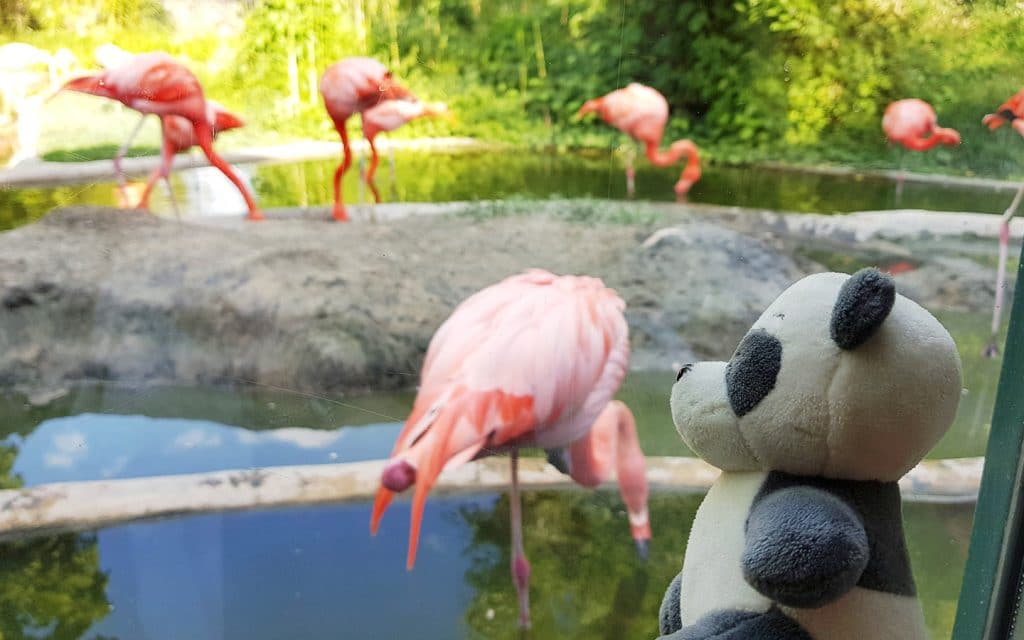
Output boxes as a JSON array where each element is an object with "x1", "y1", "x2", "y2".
[{"x1": 830, "y1": 268, "x2": 896, "y2": 350}]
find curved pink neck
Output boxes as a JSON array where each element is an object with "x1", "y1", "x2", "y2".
[{"x1": 645, "y1": 139, "x2": 702, "y2": 194}]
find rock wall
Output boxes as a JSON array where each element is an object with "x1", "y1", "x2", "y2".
[{"x1": 0, "y1": 203, "x2": 1012, "y2": 393}]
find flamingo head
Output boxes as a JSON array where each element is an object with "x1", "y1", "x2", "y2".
[
  {"x1": 62, "y1": 73, "x2": 116, "y2": 99},
  {"x1": 379, "y1": 73, "x2": 416, "y2": 103},
  {"x1": 575, "y1": 98, "x2": 601, "y2": 120},
  {"x1": 674, "y1": 164, "x2": 702, "y2": 196},
  {"x1": 381, "y1": 459, "x2": 417, "y2": 491},
  {"x1": 212, "y1": 109, "x2": 245, "y2": 135},
  {"x1": 423, "y1": 101, "x2": 454, "y2": 124},
  {"x1": 983, "y1": 109, "x2": 1015, "y2": 131},
  {"x1": 936, "y1": 126, "x2": 961, "y2": 146}
]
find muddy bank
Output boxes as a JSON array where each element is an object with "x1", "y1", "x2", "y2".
[{"x1": 0, "y1": 201, "x2": 1015, "y2": 393}]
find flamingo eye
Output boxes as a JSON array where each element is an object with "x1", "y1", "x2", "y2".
[{"x1": 675, "y1": 364, "x2": 693, "y2": 381}]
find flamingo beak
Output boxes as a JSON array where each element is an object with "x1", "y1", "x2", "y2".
[
  {"x1": 635, "y1": 538, "x2": 650, "y2": 561},
  {"x1": 62, "y1": 75, "x2": 108, "y2": 97}
]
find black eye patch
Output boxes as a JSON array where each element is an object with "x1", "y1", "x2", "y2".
[{"x1": 726, "y1": 330, "x2": 782, "y2": 417}]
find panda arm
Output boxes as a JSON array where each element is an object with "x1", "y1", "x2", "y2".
[
  {"x1": 658, "y1": 571, "x2": 683, "y2": 635},
  {"x1": 741, "y1": 486, "x2": 869, "y2": 608}
]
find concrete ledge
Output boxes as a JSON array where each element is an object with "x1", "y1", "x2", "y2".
[{"x1": 0, "y1": 456, "x2": 983, "y2": 542}]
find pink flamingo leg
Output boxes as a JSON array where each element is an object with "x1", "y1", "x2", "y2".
[
  {"x1": 986, "y1": 186, "x2": 1023, "y2": 357},
  {"x1": 509, "y1": 450, "x2": 531, "y2": 630},
  {"x1": 114, "y1": 113, "x2": 148, "y2": 200},
  {"x1": 567, "y1": 400, "x2": 651, "y2": 556},
  {"x1": 136, "y1": 136, "x2": 175, "y2": 210},
  {"x1": 164, "y1": 175, "x2": 181, "y2": 218},
  {"x1": 625, "y1": 153, "x2": 636, "y2": 197},
  {"x1": 388, "y1": 146, "x2": 398, "y2": 201},
  {"x1": 192, "y1": 118, "x2": 263, "y2": 221},
  {"x1": 365, "y1": 135, "x2": 382, "y2": 204},
  {"x1": 331, "y1": 121, "x2": 352, "y2": 221}
]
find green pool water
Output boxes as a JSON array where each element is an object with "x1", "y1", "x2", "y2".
[{"x1": 2, "y1": 148, "x2": 1021, "y2": 231}]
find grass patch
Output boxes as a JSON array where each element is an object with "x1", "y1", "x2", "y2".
[
  {"x1": 41, "y1": 145, "x2": 161, "y2": 163},
  {"x1": 461, "y1": 196, "x2": 661, "y2": 226},
  {"x1": 794, "y1": 245, "x2": 911, "y2": 273}
]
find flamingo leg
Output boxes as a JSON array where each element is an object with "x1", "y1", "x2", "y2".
[
  {"x1": 566, "y1": 400, "x2": 651, "y2": 557},
  {"x1": 136, "y1": 136, "x2": 175, "y2": 211},
  {"x1": 625, "y1": 146, "x2": 636, "y2": 197},
  {"x1": 164, "y1": 176, "x2": 181, "y2": 219},
  {"x1": 331, "y1": 121, "x2": 351, "y2": 221},
  {"x1": 366, "y1": 135, "x2": 382, "y2": 204},
  {"x1": 895, "y1": 148, "x2": 906, "y2": 205},
  {"x1": 357, "y1": 155, "x2": 366, "y2": 206},
  {"x1": 114, "y1": 113, "x2": 148, "y2": 198},
  {"x1": 986, "y1": 185, "x2": 1024, "y2": 357},
  {"x1": 388, "y1": 144, "x2": 398, "y2": 201},
  {"x1": 193, "y1": 118, "x2": 263, "y2": 221},
  {"x1": 509, "y1": 450, "x2": 531, "y2": 630}
]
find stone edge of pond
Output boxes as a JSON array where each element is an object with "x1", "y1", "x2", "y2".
[{"x1": 0, "y1": 456, "x2": 982, "y2": 542}]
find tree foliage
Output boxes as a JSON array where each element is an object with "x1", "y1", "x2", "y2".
[
  {"x1": 5, "y1": 0, "x2": 1024, "y2": 176},
  {"x1": 0, "y1": 534, "x2": 112, "y2": 640}
]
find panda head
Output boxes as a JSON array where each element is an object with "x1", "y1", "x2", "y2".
[{"x1": 670, "y1": 268, "x2": 962, "y2": 482}]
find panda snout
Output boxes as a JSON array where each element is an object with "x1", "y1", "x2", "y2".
[{"x1": 676, "y1": 364, "x2": 694, "y2": 381}]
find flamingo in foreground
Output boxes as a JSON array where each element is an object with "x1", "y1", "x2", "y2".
[
  {"x1": 359, "y1": 99, "x2": 450, "y2": 203},
  {"x1": 981, "y1": 89, "x2": 1024, "y2": 357},
  {"x1": 577, "y1": 83, "x2": 701, "y2": 198},
  {"x1": 370, "y1": 269, "x2": 651, "y2": 629},
  {"x1": 320, "y1": 57, "x2": 415, "y2": 221},
  {"x1": 131, "y1": 102, "x2": 245, "y2": 211},
  {"x1": 62, "y1": 51, "x2": 263, "y2": 220}
]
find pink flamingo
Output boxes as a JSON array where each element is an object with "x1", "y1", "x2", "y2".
[
  {"x1": 883, "y1": 99, "x2": 961, "y2": 152},
  {"x1": 319, "y1": 57, "x2": 415, "y2": 221},
  {"x1": 882, "y1": 99, "x2": 961, "y2": 200},
  {"x1": 359, "y1": 99, "x2": 450, "y2": 203},
  {"x1": 131, "y1": 102, "x2": 245, "y2": 211},
  {"x1": 62, "y1": 52, "x2": 263, "y2": 220},
  {"x1": 577, "y1": 83, "x2": 701, "y2": 198},
  {"x1": 981, "y1": 90, "x2": 1024, "y2": 357},
  {"x1": 370, "y1": 269, "x2": 651, "y2": 629}
]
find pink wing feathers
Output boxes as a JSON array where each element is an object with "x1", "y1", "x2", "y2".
[
  {"x1": 371, "y1": 269, "x2": 630, "y2": 568},
  {"x1": 581, "y1": 83, "x2": 668, "y2": 144}
]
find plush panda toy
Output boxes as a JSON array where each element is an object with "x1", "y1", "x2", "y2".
[{"x1": 657, "y1": 268, "x2": 962, "y2": 640}]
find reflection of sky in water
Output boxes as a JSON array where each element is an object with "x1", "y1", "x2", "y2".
[
  {"x1": 5, "y1": 413, "x2": 401, "y2": 485},
  {"x1": 86, "y1": 499, "x2": 484, "y2": 640}
]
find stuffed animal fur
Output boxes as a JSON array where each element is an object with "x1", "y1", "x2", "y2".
[{"x1": 657, "y1": 268, "x2": 962, "y2": 640}]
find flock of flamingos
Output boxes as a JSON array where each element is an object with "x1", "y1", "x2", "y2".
[{"x1": 12, "y1": 47, "x2": 1024, "y2": 628}]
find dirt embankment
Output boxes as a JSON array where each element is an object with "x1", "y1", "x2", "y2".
[{"x1": 0, "y1": 201, "x2": 1013, "y2": 394}]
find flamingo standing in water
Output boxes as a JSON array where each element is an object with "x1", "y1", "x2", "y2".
[
  {"x1": 319, "y1": 57, "x2": 414, "y2": 221},
  {"x1": 358, "y1": 99, "x2": 450, "y2": 203},
  {"x1": 370, "y1": 269, "x2": 651, "y2": 630},
  {"x1": 882, "y1": 98, "x2": 961, "y2": 200},
  {"x1": 62, "y1": 51, "x2": 263, "y2": 220},
  {"x1": 577, "y1": 83, "x2": 701, "y2": 198},
  {"x1": 981, "y1": 89, "x2": 1024, "y2": 357}
]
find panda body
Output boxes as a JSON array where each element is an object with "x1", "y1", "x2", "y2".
[
  {"x1": 678, "y1": 471, "x2": 928, "y2": 640},
  {"x1": 659, "y1": 269, "x2": 962, "y2": 639}
]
